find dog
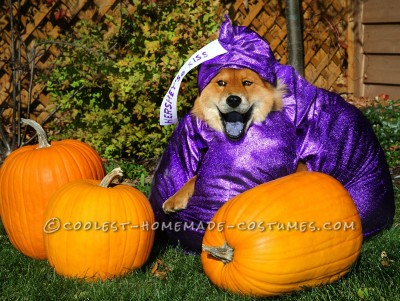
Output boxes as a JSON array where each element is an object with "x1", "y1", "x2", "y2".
[
  {"x1": 151, "y1": 18, "x2": 394, "y2": 251},
  {"x1": 162, "y1": 68, "x2": 308, "y2": 214}
]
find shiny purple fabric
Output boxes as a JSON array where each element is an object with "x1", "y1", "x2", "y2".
[
  {"x1": 149, "y1": 19, "x2": 395, "y2": 252},
  {"x1": 198, "y1": 16, "x2": 277, "y2": 91}
]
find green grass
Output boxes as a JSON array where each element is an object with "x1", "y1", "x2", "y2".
[
  {"x1": 0, "y1": 209, "x2": 399, "y2": 301},
  {"x1": 1, "y1": 100, "x2": 399, "y2": 300}
]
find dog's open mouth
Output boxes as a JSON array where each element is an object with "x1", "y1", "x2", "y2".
[{"x1": 219, "y1": 107, "x2": 253, "y2": 140}]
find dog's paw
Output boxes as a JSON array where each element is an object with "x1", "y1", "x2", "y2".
[{"x1": 162, "y1": 197, "x2": 187, "y2": 214}]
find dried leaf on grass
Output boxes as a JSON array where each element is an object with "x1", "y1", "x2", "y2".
[
  {"x1": 380, "y1": 251, "x2": 394, "y2": 267},
  {"x1": 150, "y1": 259, "x2": 172, "y2": 280}
]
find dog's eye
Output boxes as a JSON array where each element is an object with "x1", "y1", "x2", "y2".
[
  {"x1": 217, "y1": 80, "x2": 226, "y2": 87},
  {"x1": 243, "y1": 80, "x2": 253, "y2": 86}
]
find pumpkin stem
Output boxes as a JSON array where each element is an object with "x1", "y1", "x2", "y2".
[
  {"x1": 21, "y1": 118, "x2": 51, "y2": 148},
  {"x1": 202, "y1": 241, "x2": 234, "y2": 264},
  {"x1": 99, "y1": 167, "x2": 123, "y2": 187}
]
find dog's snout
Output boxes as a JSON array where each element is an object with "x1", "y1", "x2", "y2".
[{"x1": 226, "y1": 95, "x2": 242, "y2": 108}]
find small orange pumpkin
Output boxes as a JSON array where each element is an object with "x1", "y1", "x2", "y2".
[
  {"x1": 0, "y1": 119, "x2": 105, "y2": 259},
  {"x1": 43, "y1": 168, "x2": 155, "y2": 281},
  {"x1": 201, "y1": 172, "x2": 362, "y2": 297}
]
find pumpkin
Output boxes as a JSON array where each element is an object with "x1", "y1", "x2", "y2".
[
  {"x1": 0, "y1": 119, "x2": 105, "y2": 259},
  {"x1": 43, "y1": 168, "x2": 155, "y2": 281},
  {"x1": 201, "y1": 172, "x2": 362, "y2": 297}
]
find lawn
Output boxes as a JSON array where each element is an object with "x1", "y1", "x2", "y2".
[
  {"x1": 0, "y1": 192, "x2": 399, "y2": 301},
  {"x1": 0, "y1": 205, "x2": 399, "y2": 301},
  {"x1": 0, "y1": 100, "x2": 399, "y2": 301}
]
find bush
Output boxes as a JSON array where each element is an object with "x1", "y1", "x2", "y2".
[
  {"x1": 45, "y1": 0, "x2": 221, "y2": 160},
  {"x1": 361, "y1": 99, "x2": 400, "y2": 169}
]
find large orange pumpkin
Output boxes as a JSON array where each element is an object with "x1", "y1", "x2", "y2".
[
  {"x1": 0, "y1": 119, "x2": 105, "y2": 259},
  {"x1": 43, "y1": 168, "x2": 155, "y2": 281},
  {"x1": 201, "y1": 172, "x2": 362, "y2": 297}
]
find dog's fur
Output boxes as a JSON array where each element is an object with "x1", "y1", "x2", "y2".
[
  {"x1": 162, "y1": 68, "x2": 306, "y2": 214},
  {"x1": 192, "y1": 68, "x2": 284, "y2": 136}
]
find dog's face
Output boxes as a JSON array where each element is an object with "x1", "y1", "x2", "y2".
[{"x1": 192, "y1": 68, "x2": 284, "y2": 140}]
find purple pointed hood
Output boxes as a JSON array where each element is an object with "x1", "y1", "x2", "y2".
[{"x1": 197, "y1": 16, "x2": 278, "y2": 92}]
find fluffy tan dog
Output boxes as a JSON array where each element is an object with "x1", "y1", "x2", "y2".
[
  {"x1": 162, "y1": 68, "x2": 306, "y2": 214},
  {"x1": 192, "y1": 68, "x2": 284, "y2": 138}
]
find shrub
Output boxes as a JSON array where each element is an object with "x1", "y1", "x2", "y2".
[
  {"x1": 361, "y1": 99, "x2": 400, "y2": 169},
  {"x1": 45, "y1": 0, "x2": 221, "y2": 160}
]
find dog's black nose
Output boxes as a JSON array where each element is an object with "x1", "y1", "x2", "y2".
[{"x1": 226, "y1": 95, "x2": 242, "y2": 108}]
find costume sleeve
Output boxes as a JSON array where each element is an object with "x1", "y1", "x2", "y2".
[
  {"x1": 297, "y1": 90, "x2": 395, "y2": 237},
  {"x1": 149, "y1": 114, "x2": 207, "y2": 214}
]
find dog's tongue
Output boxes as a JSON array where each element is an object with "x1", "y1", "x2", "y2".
[{"x1": 225, "y1": 112, "x2": 244, "y2": 139}]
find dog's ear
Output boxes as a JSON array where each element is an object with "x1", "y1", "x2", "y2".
[{"x1": 271, "y1": 79, "x2": 286, "y2": 111}]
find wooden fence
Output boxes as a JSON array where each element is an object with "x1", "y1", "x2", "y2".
[
  {"x1": 0, "y1": 0, "x2": 353, "y2": 127},
  {"x1": 0, "y1": 0, "x2": 134, "y2": 125},
  {"x1": 225, "y1": 0, "x2": 351, "y2": 94},
  {"x1": 354, "y1": 0, "x2": 400, "y2": 99}
]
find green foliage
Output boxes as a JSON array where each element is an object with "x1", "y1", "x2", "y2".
[
  {"x1": 361, "y1": 99, "x2": 400, "y2": 168},
  {"x1": 105, "y1": 159, "x2": 151, "y2": 195},
  {"x1": 45, "y1": 0, "x2": 221, "y2": 160}
]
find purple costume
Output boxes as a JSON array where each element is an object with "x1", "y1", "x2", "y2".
[{"x1": 150, "y1": 18, "x2": 395, "y2": 252}]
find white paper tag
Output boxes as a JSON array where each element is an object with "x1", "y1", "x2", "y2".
[{"x1": 159, "y1": 40, "x2": 228, "y2": 125}]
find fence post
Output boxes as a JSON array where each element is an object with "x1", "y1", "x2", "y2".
[{"x1": 285, "y1": 0, "x2": 305, "y2": 77}]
